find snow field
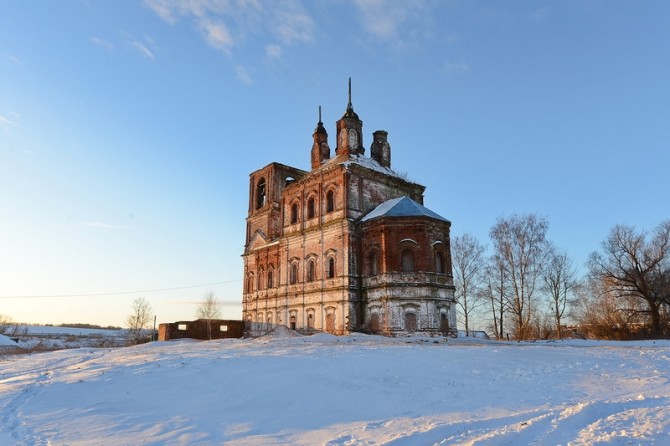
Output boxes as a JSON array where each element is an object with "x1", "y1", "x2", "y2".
[{"x1": 1, "y1": 334, "x2": 669, "y2": 445}]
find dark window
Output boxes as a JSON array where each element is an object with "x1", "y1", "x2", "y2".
[
  {"x1": 401, "y1": 249, "x2": 414, "y2": 272},
  {"x1": 290, "y1": 262, "x2": 298, "y2": 284},
  {"x1": 290, "y1": 203, "x2": 299, "y2": 224},
  {"x1": 327, "y1": 257, "x2": 335, "y2": 279},
  {"x1": 247, "y1": 275, "x2": 254, "y2": 293},
  {"x1": 369, "y1": 252, "x2": 379, "y2": 276},
  {"x1": 307, "y1": 197, "x2": 315, "y2": 219},
  {"x1": 435, "y1": 252, "x2": 445, "y2": 274},
  {"x1": 326, "y1": 190, "x2": 334, "y2": 213},
  {"x1": 307, "y1": 260, "x2": 315, "y2": 282},
  {"x1": 267, "y1": 269, "x2": 273, "y2": 288},
  {"x1": 256, "y1": 178, "x2": 266, "y2": 210}
]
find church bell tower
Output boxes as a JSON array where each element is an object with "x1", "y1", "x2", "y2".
[{"x1": 335, "y1": 78, "x2": 364, "y2": 158}]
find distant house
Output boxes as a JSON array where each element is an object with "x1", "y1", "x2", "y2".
[{"x1": 158, "y1": 319, "x2": 244, "y2": 341}]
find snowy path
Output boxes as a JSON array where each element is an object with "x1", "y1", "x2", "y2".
[{"x1": 1, "y1": 336, "x2": 669, "y2": 445}]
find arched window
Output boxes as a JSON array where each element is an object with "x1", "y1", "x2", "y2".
[
  {"x1": 290, "y1": 203, "x2": 299, "y2": 224},
  {"x1": 290, "y1": 262, "x2": 299, "y2": 284},
  {"x1": 401, "y1": 249, "x2": 414, "y2": 272},
  {"x1": 257, "y1": 270, "x2": 264, "y2": 290},
  {"x1": 307, "y1": 313, "x2": 314, "y2": 329},
  {"x1": 435, "y1": 252, "x2": 445, "y2": 274},
  {"x1": 368, "y1": 252, "x2": 379, "y2": 276},
  {"x1": 267, "y1": 269, "x2": 274, "y2": 288},
  {"x1": 256, "y1": 178, "x2": 266, "y2": 210},
  {"x1": 307, "y1": 197, "x2": 315, "y2": 219},
  {"x1": 327, "y1": 256, "x2": 336, "y2": 279},
  {"x1": 247, "y1": 274, "x2": 254, "y2": 293},
  {"x1": 307, "y1": 259, "x2": 316, "y2": 282},
  {"x1": 326, "y1": 190, "x2": 334, "y2": 213}
]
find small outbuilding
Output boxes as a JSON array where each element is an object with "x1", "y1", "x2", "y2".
[{"x1": 158, "y1": 319, "x2": 244, "y2": 341}]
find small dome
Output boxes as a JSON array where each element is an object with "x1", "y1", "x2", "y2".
[{"x1": 313, "y1": 121, "x2": 328, "y2": 135}]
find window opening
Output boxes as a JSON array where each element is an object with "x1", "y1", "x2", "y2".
[
  {"x1": 290, "y1": 203, "x2": 299, "y2": 224},
  {"x1": 290, "y1": 262, "x2": 298, "y2": 284},
  {"x1": 327, "y1": 257, "x2": 335, "y2": 279},
  {"x1": 256, "y1": 178, "x2": 266, "y2": 210},
  {"x1": 435, "y1": 252, "x2": 445, "y2": 274},
  {"x1": 307, "y1": 197, "x2": 315, "y2": 219},
  {"x1": 401, "y1": 249, "x2": 414, "y2": 272},
  {"x1": 307, "y1": 259, "x2": 315, "y2": 282},
  {"x1": 326, "y1": 190, "x2": 334, "y2": 213}
]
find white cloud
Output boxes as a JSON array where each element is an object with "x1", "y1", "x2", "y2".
[
  {"x1": 352, "y1": 0, "x2": 433, "y2": 46},
  {"x1": 143, "y1": 0, "x2": 314, "y2": 55},
  {"x1": 443, "y1": 61, "x2": 470, "y2": 75},
  {"x1": 2, "y1": 52, "x2": 21, "y2": 65},
  {"x1": 270, "y1": 2, "x2": 314, "y2": 44},
  {"x1": 0, "y1": 115, "x2": 17, "y2": 131},
  {"x1": 91, "y1": 36, "x2": 113, "y2": 52},
  {"x1": 236, "y1": 65, "x2": 253, "y2": 85},
  {"x1": 265, "y1": 43, "x2": 282, "y2": 60},
  {"x1": 198, "y1": 18, "x2": 234, "y2": 54},
  {"x1": 130, "y1": 40, "x2": 156, "y2": 60}
]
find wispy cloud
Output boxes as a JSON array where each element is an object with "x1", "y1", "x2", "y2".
[
  {"x1": 0, "y1": 115, "x2": 17, "y2": 131},
  {"x1": 199, "y1": 18, "x2": 234, "y2": 54},
  {"x1": 143, "y1": 0, "x2": 314, "y2": 55},
  {"x1": 265, "y1": 43, "x2": 282, "y2": 60},
  {"x1": 130, "y1": 40, "x2": 156, "y2": 60},
  {"x1": 236, "y1": 65, "x2": 253, "y2": 85},
  {"x1": 352, "y1": 0, "x2": 434, "y2": 48},
  {"x1": 91, "y1": 36, "x2": 114, "y2": 52},
  {"x1": 2, "y1": 52, "x2": 21, "y2": 65},
  {"x1": 443, "y1": 61, "x2": 470, "y2": 75}
]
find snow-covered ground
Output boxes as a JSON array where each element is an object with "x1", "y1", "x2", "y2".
[
  {"x1": 1, "y1": 325, "x2": 128, "y2": 351},
  {"x1": 1, "y1": 332, "x2": 669, "y2": 445}
]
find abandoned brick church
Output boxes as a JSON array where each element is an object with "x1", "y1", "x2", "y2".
[{"x1": 242, "y1": 82, "x2": 457, "y2": 336}]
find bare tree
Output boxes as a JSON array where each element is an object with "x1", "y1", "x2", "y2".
[
  {"x1": 0, "y1": 314, "x2": 13, "y2": 335},
  {"x1": 484, "y1": 258, "x2": 507, "y2": 340},
  {"x1": 588, "y1": 221, "x2": 670, "y2": 337},
  {"x1": 126, "y1": 297, "x2": 153, "y2": 344},
  {"x1": 490, "y1": 214, "x2": 550, "y2": 340},
  {"x1": 574, "y1": 275, "x2": 649, "y2": 339},
  {"x1": 196, "y1": 292, "x2": 221, "y2": 340},
  {"x1": 542, "y1": 249, "x2": 578, "y2": 339},
  {"x1": 452, "y1": 233, "x2": 487, "y2": 336}
]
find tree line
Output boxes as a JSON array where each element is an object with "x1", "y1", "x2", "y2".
[{"x1": 453, "y1": 214, "x2": 670, "y2": 340}]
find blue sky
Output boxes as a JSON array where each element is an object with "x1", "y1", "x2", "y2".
[{"x1": 1, "y1": 1, "x2": 668, "y2": 328}]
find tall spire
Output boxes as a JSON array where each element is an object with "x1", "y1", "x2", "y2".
[
  {"x1": 311, "y1": 105, "x2": 329, "y2": 169},
  {"x1": 336, "y1": 77, "x2": 364, "y2": 157}
]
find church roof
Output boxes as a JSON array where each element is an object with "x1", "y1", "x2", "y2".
[{"x1": 360, "y1": 196, "x2": 450, "y2": 223}]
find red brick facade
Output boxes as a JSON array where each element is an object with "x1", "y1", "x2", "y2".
[{"x1": 243, "y1": 87, "x2": 456, "y2": 336}]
